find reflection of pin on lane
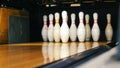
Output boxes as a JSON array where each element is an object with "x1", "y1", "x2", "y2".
[
  {"x1": 70, "y1": 13, "x2": 77, "y2": 42},
  {"x1": 70, "y1": 42, "x2": 77, "y2": 56},
  {"x1": 42, "y1": 42, "x2": 48, "y2": 64},
  {"x1": 60, "y1": 43, "x2": 69, "y2": 58},
  {"x1": 92, "y1": 42, "x2": 99, "y2": 48},
  {"x1": 54, "y1": 43, "x2": 61, "y2": 60},
  {"x1": 54, "y1": 12, "x2": 61, "y2": 42},
  {"x1": 41, "y1": 15, "x2": 48, "y2": 42},
  {"x1": 48, "y1": 14, "x2": 54, "y2": 42},
  {"x1": 77, "y1": 12, "x2": 85, "y2": 42},
  {"x1": 92, "y1": 12, "x2": 100, "y2": 42},
  {"x1": 105, "y1": 13, "x2": 113, "y2": 42},
  {"x1": 60, "y1": 10, "x2": 70, "y2": 43},
  {"x1": 48, "y1": 43, "x2": 54, "y2": 62},
  {"x1": 77, "y1": 43, "x2": 86, "y2": 53},
  {"x1": 85, "y1": 42, "x2": 92, "y2": 50}
]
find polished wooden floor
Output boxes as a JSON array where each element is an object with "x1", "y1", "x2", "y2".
[{"x1": 0, "y1": 42, "x2": 108, "y2": 68}]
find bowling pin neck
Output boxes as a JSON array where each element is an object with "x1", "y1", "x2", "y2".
[
  {"x1": 72, "y1": 20, "x2": 75, "y2": 24},
  {"x1": 86, "y1": 20, "x2": 89, "y2": 24},
  {"x1": 94, "y1": 19, "x2": 98, "y2": 23},
  {"x1": 62, "y1": 10, "x2": 68, "y2": 23},
  {"x1": 107, "y1": 18, "x2": 111, "y2": 24},
  {"x1": 55, "y1": 19, "x2": 59, "y2": 24},
  {"x1": 85, "y1": 14, "x2": 89, "y2": 24},
  {"x1": 86, "y1": 22, "x2": 89, "y2": 24},
  {"x1": 43, "y1": 15, "x2": 47, "y2": 25},
  {"x1": 49, "y1": 20, "x2": 53, "y2": 24},
  {"x1": 79, "y1": 19, "x2": 84, "y2": 23},
  {"x1": 44, "y1": 22, "x2": 47, "y2": 25},
  {"x1": 63, "y1": 18, "x2": 67, "y2": 23},
  {"x1": 49, "y1": 14, "x2": 53, "y2": 24},
  {"x1": 62, "y1": 15, "x2": 68, "y2": 23},
  {"x1": 55, "y1": 12, "x2": 60, "y2": 24},
  {"x1": 79, "y1": 12, "x2": 84, "y2": 23},
  {"x1": 93, "y1": 12, "x2": 98, "y2": 24},
  {"x1": 71, "y1": 13, "x2": 76, "y2": 24},
  {"x1": 107, "y1": 13, "x2": 111, "y2": 24},
  {"x1": 107, "y1": 20, "x2": 111, "y2": 24},
  {"x1": 43, "y1": 20, "x2": 47, "y2": 25}
]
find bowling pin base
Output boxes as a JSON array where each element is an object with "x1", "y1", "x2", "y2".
[
  {"x1": 61, "y1": 41, "x2": 69, "y2": 43},
  {"x1": 86, "y1": 39, "x2": 90, "y2": 42},
  {"x1": 78, "y1": 41, "x2": 85, "y2": 42},
  {"x1": 107, "y1": 40, "x2": 112, "y2": 43},
  {"x1": 93, "y1": 40, "x2": 98, "y2": 42},
  {"x1": 54, "y1": 40, "x2": 60, "y2": 42}
]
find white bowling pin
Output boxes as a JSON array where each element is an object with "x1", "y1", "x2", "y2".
[
  {"x1": 41, "y1": 15, "x2": 48, "y2": 42},
  {"x1": 91, "y1": 13, "x2": 100, "y2": 42},
  {"x1": 60, "y1": 11, "x2": 70, "y2": 43},
  {"x1": 77, "y1": 12, "x2": 85, "y2": 42},
  {"x1": 85, "y1": 14, "x2": 91, "y2": 41},
  {"x1": 70, "y1": 13, "x2": 77, "y2": 42},
  {"x1": 54, "y1": 12, "x2": 61, "y2": 42},
  {"x1": 48, "y1": 14, "x2": 54, "y2": 42},
  {"x1": 105, "y1": 13, "x2": 113, "y2": 42}
]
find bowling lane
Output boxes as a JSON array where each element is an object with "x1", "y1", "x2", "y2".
[{"x1": 0, "y1": 42, "x2": 107, "y2": 68}]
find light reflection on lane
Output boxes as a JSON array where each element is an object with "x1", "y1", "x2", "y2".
[
  {"x1": 70, "y1": 42, "x2": 77, "y2": 56},
  {"x1": 42, "y1": 42, "x2": 103, "y2": 64},
  {"x1": 85, "y1": 42, "x2": 92, "y2": 50},
  {"x1": 48, "y1": 42, "x2": 54, "y2": 62},
  {"x1": 92, "y1": 42, "x2": 99, "y2": 48},
  {"x1": 0, "y1": 42, "x2": 107, "y2": 68},
  {"x1": 60, "y1": 43, "x2": 69, "y2": 59},
  {"x1": 42, "y1": 42, "x2": 48, "y2": 64},
  {"x1": 78, "y1": 42, "x2": 86, "y2": 53},
  {"x1": 54, "y1": 43, "x2": 61, "y2": 60}
]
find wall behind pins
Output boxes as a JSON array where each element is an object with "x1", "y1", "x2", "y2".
[{"x1": 29, "y1": 3, "x2": 119, "y2": 42}]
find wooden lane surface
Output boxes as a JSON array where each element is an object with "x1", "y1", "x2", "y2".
[{"x1": 0, "y1": 42, "x2": 108, "y2": 68}]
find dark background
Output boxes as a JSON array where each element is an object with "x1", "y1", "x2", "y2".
[
  {"x1": 0, "y1": 0, "x2": 119, "y2": 42},
  {"x1": 29, "y1": 3, "x2": 119, "y2": 42}
]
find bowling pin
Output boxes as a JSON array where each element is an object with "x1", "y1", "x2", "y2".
[
  {"x1": 54, "y1": 12, "x2": 61, "y2": 42},
  {"x1": 85, "y1": 14, "x2": 91, "y2": 41},
  {"x1": 91, "y1": 12, "x2": 100, "y2": 42},
  {"x1": 70, "y1": 13, "x2": 77, "y2": 42},
  {"x1": 48, "y1": 14, "x2": 54, "y2": 42},
  {"x1": 105, "y1": 13, "x2": 113, "y2": 42},
  {"x1": 41, "y1": 15, "x2": 48, "y2": 42},
  {"x1": 77, "y1": 12, "x2": 85, "y2": 42},
  {"x1": 60, "y1": 11, "x2": 70, "y2": 43}
]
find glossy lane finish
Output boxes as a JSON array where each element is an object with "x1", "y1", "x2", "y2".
[{"x1": 0, "y1": 42, "x2": 107, "y2": 68}]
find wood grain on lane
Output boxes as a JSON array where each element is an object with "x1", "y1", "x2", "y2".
[{"x1": 0, "y1": 42, "x2": 107, "y2": 68}]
